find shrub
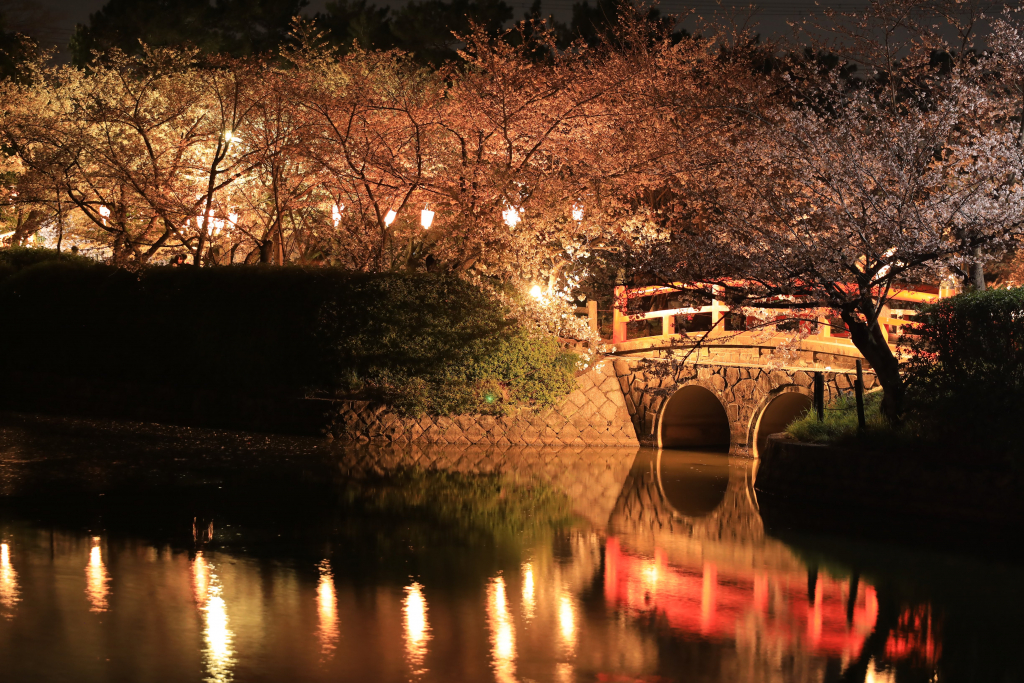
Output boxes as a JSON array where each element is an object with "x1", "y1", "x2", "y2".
[
  {"x1": 0, "y1": 250, "x2": 579, "y2": 416},
  {"x1": 902, "y1": 287, "x2": 1024, "y2": 460}
]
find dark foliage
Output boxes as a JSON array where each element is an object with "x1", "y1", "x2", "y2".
[
  {"x1": 0, "y1": 248, "x2": 577, "y2": 415},
  {"x1": 904, "y1": 288, "x2": 1024, "y2": 462}
]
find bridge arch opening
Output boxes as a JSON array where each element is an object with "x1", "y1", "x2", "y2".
[
  {"x1": 657, "y1": 451, "x2": 731, "y2": 517},
  {"x1": 658, "y1": 385, "x2": 731, "y2": 450},
  {"x1": 753, "y1": 391, "x2": 813, "y2": 457}
]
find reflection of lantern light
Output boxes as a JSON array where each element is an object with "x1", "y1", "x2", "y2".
[
  {"x1": 403, "y1": 582, "x2": 430, "y2": 674},
  {"x1": 502, "y1": 206, "x2": 521, "y2": 228},
  {"x1": 420, "y1": 207, "x2": 434, "y2": 229},
  {"x1": 487, "y1": 576, "x2": 516, "y2": 683},
  {"x1": 316, "y1": 560, "x2": 338, "y2": 656},
  {"x1": 559, "y1": 593, "x2": 576, "y2": 647},
  {"x1": 521, "y1": 562, "x2": 535, "y2": 620},
  {"x1": 572, "y1": 204, "x2": 584, "y2": 221},
  {"x1": 332, "y1": 204, "x2": 343, "y2": 227},
  {"x1": 86, "y1": 537, "x2": 109, "y2": 612},
  {"x1": 0, "y1": 542, "x2": 18, "y2": 612},
  {"x1": 192, "y1": 552, "x2": 235, "y2": 683},
  {"x1": 384, "y1": 210, "x2": 397, "y2": 226}
]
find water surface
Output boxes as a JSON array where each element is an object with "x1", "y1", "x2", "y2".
[{"x1": 0, "y1": 413, "x2": 1020, "y2": 682}]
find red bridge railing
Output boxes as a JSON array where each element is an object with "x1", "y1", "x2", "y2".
[{"x1": 609, "y1": 282, "x2": 951, "y2": 345}]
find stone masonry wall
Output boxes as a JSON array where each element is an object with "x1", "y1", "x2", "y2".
[
  {"x1": 325, "y1": 361, "x2": 638, "y2": 447},
  {"x1": 612, "y1": 358, "x2": 877, "y2": 451}
]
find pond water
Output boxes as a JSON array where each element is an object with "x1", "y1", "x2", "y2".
[{"x1": 0, "y1": 413, "x2": 1021, "y2": 683}]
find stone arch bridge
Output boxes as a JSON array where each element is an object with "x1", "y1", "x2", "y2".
[{"x1": 607, "y1": 339, "x2": 878, "y2": 456}]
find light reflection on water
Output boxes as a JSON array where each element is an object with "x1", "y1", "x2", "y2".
[
  {"x1": 403, "y1": 581, "x2": 430, "y2": 675},
  {"x1": 521, "y1": 562, "x2": 535, "y2": 621},
  {"x1": 486, "y1": 575, "x2": 516, "y2": 683},
  {"x1": 85, "y1": 537, "x2": 109, "y2": 613},
  {"x1": 316, "y1": 560, "x2": 338, "y2": 657},
  {"x1": 0, "y1": 433, "x2": 1015, "y2": 682},
  {"x1": 0, "y1": 543, "x2": 18, "y2": 614},
  {"x1": 192, "y1": 551, "x2": 235, "y2": 683}
]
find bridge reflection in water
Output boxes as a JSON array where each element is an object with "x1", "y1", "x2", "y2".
[{"x1": 0, "y1": 435, "x2": 992, "y2": 683}]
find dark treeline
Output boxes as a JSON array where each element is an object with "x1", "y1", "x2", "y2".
[{"x1": 61, "y1": 0, "x2": 679, "y2": 67}]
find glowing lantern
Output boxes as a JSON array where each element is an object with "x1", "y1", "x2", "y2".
[
  {"x1": 332, "y1": 203, "x2": 343, "y2": 227},
  {"x1": 98, "y1": 205, "x2": 110, "y2": 226},
  {"x1": 502, "y1": 206, "x2": 521, "y2": 228},
  {"x1": 572, "y1": 204, "x2": 584, "y2": 221},
  {"x1": 529, "y1": 285, "x2": 543, "y2": 300},
  {"x1": 420, "y1": 207, "x2": 434, "y2": 229},
  {"x1": 384, "y1": 210, "x2": 397, "y2": 227},
  {"x1": 228, "y1": 212, "x2": 239, "y2": 228}
]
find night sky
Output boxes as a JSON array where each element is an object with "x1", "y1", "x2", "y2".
[{"x1": 28, "y1": 0, "x2": 869, "y2": 57}]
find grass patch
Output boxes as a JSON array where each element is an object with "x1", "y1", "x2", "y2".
[{"x1": 786, "y1": 390, "x2": 890, "y2": 444}]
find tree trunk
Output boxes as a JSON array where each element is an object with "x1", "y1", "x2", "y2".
[
  {"x1": 259, "y1": 239, "x2": 274, "y2": 264},
  {"x1": 842, "y1": 311, "x2": 904, "y2": 424},
  {"x1": 970, "y1": 245, "x2": 986, "y2": 291}
]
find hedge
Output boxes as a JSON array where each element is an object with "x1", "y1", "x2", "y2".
[
  {"x1": 0, "y1": 248, "x2": 578, "y2": 416},
  {"x1": 904, "y1": 287, "x2": 1024, "y2": 461}
]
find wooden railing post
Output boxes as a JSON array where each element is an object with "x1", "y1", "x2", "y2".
[
  {"x1": 587, "y1": 300, "x2": 598, "y2": 334},
  {"x1": 855, "y1": 360, "x2": 866, "y2": 431},
  {"x1": 711, "y1": 285, "x2": 724, "y2": 334},
  {"x1": 818, "y1": 315, "x2": 831, "y2": 338},
  {"x1": 813, "y1": 372, "x2": 825, "y2": 422},
  {"x1": 612, "y1": 285, "x2": 628, "y2": 344}
]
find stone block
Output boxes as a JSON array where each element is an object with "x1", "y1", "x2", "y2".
[
  {"x1": 576, "y1": 373, "x2": 596, "y2": 393},
  {"x1": 578, "y1": 401, "x2": 598, "y2": 420},
  {"x1": 442, "y1": 424, "x2": 464, "y2": 442},
  {"x1": 613, "y1": 359, "x2": 631, "y2": 377},
  {"x1": 464, "y1": 424, "x2": 487, "y2": 442},
  {"x1": 545, "y1": 411, "x2": 566, "y2": 429},
  {"x1": 711, "y1": 374, "x2": 727, "y2": 392},
  {"x1": 559, "y1": 400, "x2": 579, "y2": 419},
  {"x1": 568, "y1": 390, "x2": 589, "y2": 408},
  {"x1": 725, "y1": 366, "x2": 740, "y2": 385}
]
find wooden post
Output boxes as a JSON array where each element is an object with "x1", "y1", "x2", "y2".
[
  {"x1": 664, "y1": 311, "x2": 676, "y2": 336},
  {"x1": 612, "y1": 285, "x2": 628, "y2": 344},
  {"x1": 587, "y1": 300, "x2": 598, "y2": 334},
  {"x1": 814, "y1": 372, "x2": 825, "y2": 422},
  {"x1": 818, "y1": 315, "x2": 831, "y2": 338},
  {"x1": 710, "y1": 285, "x2": 724, "y2": 334},
  {"x1": 855, "y1": 360, "x2": 866, "y2": 431}
]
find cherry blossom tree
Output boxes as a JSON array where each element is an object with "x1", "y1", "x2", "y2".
[{"x1": 643, "y1": 3, "x2": 1024, "y2": 421}]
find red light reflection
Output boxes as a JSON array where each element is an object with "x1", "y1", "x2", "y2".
[{"x1": 604, "y1": 536, "x2": 878, "y2": 659}]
